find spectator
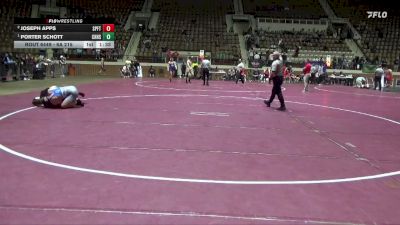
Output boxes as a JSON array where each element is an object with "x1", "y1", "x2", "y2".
[
  {"x1": 3, "y1": 53, "x2": 16, "y2": 81},
  {"x1": 50, "y1": 58, "x2": 56, "y2": 78},
  {"x1": 167, "y1": 58, "x2": 177, "y2": 82},
  {"x1": 134, "y1": 59, "x2": 142, "y2": 77},
  {"x1": 148, "y1": 65, "x2": 155, "y2": 78},
  {"x1": 181, "y1": 62, "x2": 186, "y2": 79},
  {"x1": 97, "y1": 57, "x2": 106, "y2": 74},
  {"x1": 59, "y1": 55, "x2": 67, "y2": 77},
  {"x1": 185, "y1": 57, "x2": 194, "y2": 84},
  {"x1": 385, "y1": 69, "x2": 393, "y2": 87},
  {"x1": 303, "y1": 60, "x2": 312, "y2": 92}
]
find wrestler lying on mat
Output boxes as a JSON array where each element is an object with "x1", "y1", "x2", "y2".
[{"x1": 32, "y1": 85, "x2": 85, "y2": 108}]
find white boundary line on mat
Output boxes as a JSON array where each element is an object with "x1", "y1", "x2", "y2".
[{"x1": 0, "y1": 94, "x2": 399, "y2": 185}]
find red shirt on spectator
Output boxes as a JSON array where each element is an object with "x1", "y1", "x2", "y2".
[
  {"x1": 283, "y1": 65, "x2": 289, "y2": 78},
  {"x1": 386, "y1": 69, "x2": 393, "y2": 83},
  {"x1": 303, "y1": 63, "x2": 312, "y2": 74}
]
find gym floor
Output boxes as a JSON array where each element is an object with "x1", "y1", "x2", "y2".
[{"x1": 1, "y1": 77, "x2": 399, "y2": 225}]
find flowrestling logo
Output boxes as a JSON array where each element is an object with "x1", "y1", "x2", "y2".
[{"x1": 367, "y1": 11, "x2": 388, "y2": 18}]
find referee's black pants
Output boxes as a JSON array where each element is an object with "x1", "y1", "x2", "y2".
[
  {"x1": 268, "y1": 76, "x2": 285, "y2": 108},
  {"x1": 202, "y1": 68, "x2": 210, "y2": 85},
  {"x1": 374, "y1": 76, "x2": 381, "y2": 91}
]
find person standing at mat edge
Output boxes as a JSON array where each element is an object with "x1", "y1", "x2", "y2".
[
  {"x1": 167, "y1": 58, "x2": 177, "y2": 82},
  {"x1": 201, "y1": 57, "x2": 211, "y2": 86},
  {"x1": 235, "y1": 59, "x2": 245, "y2": 84},
  {"x1": 302, "y1": 59, "x2": 312, "y2": 92},
  {"x1": 98, "y1": 57, "x2": 106, "y2": 74},
  {"x1": 374, "y1": 63, "x2": 386, "y2": 91},
  {"x1": 264, "y1": 51, "x2": 286, "y2": 111},
  {"x1": 59, "y1": 55, "x2": 67, "y2": 77},
  {"x1": 185, "y1": 57, "x2": 194, "y2": 83}
]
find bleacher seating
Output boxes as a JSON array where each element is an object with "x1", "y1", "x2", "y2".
[
  {"x1": 58, "y1": 0, "x2": 145, "y2": 60},
  {"x1": 247, "y1": 30, "x2": 354, "y2": 68},
  {"x1": 136, "y1": 0, "x2": 240, "y2": 65},
  {"x1": 256, "y1": 30, "x2": 351, "y2": 52},
  {"x1": 2, "y1": 0, "x2": 397, "y2": 68},
  {"x1": 0, "y1": 0, "x2": 34, "y2": 53},
  {"x1": 243, "y1": 0, "x2": 327, "y2": 19},
  {"x1": 329, "y1": 0, "x2": 400, "y2": 65}
]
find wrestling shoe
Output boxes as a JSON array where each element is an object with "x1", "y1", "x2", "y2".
[
  {"x1": 277, "y1": 106, "x2": 286, "y2": 111},
  {"x1": 76, "y1": 99, "x2": 85, "y2": 107}
]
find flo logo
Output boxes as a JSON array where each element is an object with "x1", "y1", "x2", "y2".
[{"x1": 367, "y1": 11, "x2": 388, "y2": 18}]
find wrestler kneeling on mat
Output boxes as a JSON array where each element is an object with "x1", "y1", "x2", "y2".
[{"x1": 32, "y1": 85, "x2": 85, "y2": 108}]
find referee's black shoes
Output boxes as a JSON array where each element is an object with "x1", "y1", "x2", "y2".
[{"x1": 277, "y1": 106, "x2": 286, "y2": 111}]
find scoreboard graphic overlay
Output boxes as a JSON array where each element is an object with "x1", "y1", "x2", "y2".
[{"x1": 14, "y1": 18, "x2": 115, "y2": 49}]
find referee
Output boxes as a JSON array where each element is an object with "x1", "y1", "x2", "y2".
[
  {"x1": 201, "y1": 57, "x2": 211, "y2": 86},
  {"x1": 264, "y1": 51, "x2": 286, "y2": 111},
  {"x1": 374, "y1": 63, "x2": 386, "y2": 91}
]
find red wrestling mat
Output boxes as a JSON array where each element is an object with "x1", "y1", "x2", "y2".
[{"x1": 1, "y1": 78, "x2": 400, "y2": 225}]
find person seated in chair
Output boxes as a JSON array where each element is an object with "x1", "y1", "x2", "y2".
[
  {"x1": 290, "y1": 72, "x2": 301, "y2": 83},
  {"x1": 149, "y1": 65, "x2": 156, "y2": 78},
  {"x1": 252, "y1": 69, "x2": 262, "y2": 82}
]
